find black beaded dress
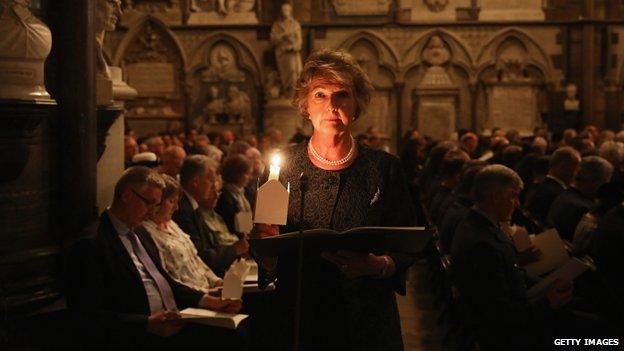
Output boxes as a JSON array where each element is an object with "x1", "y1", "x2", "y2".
[{"x1": 261, "y1": 141, "x2": 416, "y2": 351}]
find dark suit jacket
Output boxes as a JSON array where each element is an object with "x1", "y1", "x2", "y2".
[
  {"x1": 438, "y1": 195, "x2": 471, "y2": 254},
  {"x1": 524, "y1": 177, "x2": 565, "y2": 225},
  {"x1": 451, "y1": 209, "x2": 536, "y2": 350},
  {"x1": 66, "y1": 212, "x2": 205, "y2": 345},
  {"x1": 593, "y1": 205, "x2": 624, "y2": 302},
  {"x1": 172, "y1": 193, "x2": 237, "y2": 276},
  {"x1": 428, "y1": 185, "x2": 453, "y2": 227},
  {"x1": 215, "y1": 187, "x2": 242, "y2": 235},
  {"x1": 547, "y1": 187, "x2": 594, "y2": 242}
]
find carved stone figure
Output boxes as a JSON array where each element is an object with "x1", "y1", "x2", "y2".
[
  {"x1": 564, "y1": 83, "x2": 580, "y2": 111},
  {"x1": 95, "y1": 0, "x2": 122, "y2": 80},
  {"x1": 0, "y1": 0, "x2": 52, "y2": 100},
  {"x1": 422, "y1": 35, "x2": 451, "y2": 66},
  {"x1": 224, "y1": 85, "x2": 251, "y2": 123},
  {"x1": 201, "y1": 44, "x2": 245, "y2": 83},
  {"x1": 424, "y1": 0, "x2": 449, "y2": 13},
  {"x1": 187, "y1": 0, "x2": 256, "y2": 24},
  {"x1": 203, "y1": 85, "x2": 224, "y2": 123},
  {"x1": 270, "y1": 2, "x2": 302, "y2": 98}
]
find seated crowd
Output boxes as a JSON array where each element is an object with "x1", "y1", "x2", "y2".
[
  {"x1": 406, "y1": 125, "x2": 624, "y2": 349},
  {"x1": 68, "y1": 124, "x2": 624, "y2": 349}
]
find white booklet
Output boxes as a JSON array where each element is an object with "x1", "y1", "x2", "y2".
[
  {"x1": 527, "y1": 257, "x2": 590, "y2": 299},
  {"x1": 179, "y1": 308, "x2": 248, "y2": 329},
  {"x1": 522, "y1": 228, "x2": 569, "y2": 277}
]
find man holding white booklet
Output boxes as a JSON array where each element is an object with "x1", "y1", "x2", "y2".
[
  {"x1": 67, "y1": 167, "x2": 247, "y2": 349},
  {"x1": 451, "y1": 165, "x2": 577, "y2": 351}
]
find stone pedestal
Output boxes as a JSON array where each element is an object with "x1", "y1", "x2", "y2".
[
  {"x1": 96, "y1": 67, "x2": 137, "y2": 212},
  {"x1": 263, "y1": 98, "x2": 303, "y2": 142},
  {"x1": 479, "y1": 0, "x2": 544, "y2": 21},
  {"x1": 0, "y1": 99, "x2": 61, "y2": 313}
]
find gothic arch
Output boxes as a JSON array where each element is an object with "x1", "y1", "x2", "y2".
[
  {"x1": 188, "y1": 32, "x2": 262, "y2": 86},
  {"x1": 401, "y1": 29, "x2": 473, "y2": 82},
  {"x1": 475, "y1": 27, "x2": 553, "y2": 84},
  {"x1": 337, "y1": 30, "x2": 400, "y2": 77},
  {"x1": 113, "y1": 16, "x2": 187, "y2": 67}
]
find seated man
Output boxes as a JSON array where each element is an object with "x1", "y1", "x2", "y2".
[
  {"x1": 548, "y1": 156, "x2": 613, "y2": 242},
  {"x1": 524, "y1": 146, "x2": 581, "y2": 225},
  {"x1": 438, "y1": 162, "x2": 484, "y2": 253},
  {"x1": 451, "y1": 165, "x2": 572, "y2": 351},
  {"x1": 428, "y1": 147, "x2": 469, "y2": 227},
  {"x1": 66, "y1": 166, "x2": 243, "y2": 348},
  {"x1": 174, "y1": 155, "x2": 248, "y2": 276}
]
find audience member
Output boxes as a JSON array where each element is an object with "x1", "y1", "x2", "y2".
[
  {"x1": 428, "y1": 148, "x2": 469, "y2": 226},
  {"x1": 159, "y1": 146, "x2": 186, "y2": 178},
  {"x1": 67, "y1": 167, "x2": 242, "y2": 348},
  {"x1": 145, "y1": 135, "x2": 166, "y2": 158},
  {"x1": 174, "y1": 155, "x2": 248, "y2": 276},
  {"x1": 216, "y1": 155, "x2": 254, "y2": 235},
  {"x1": 524, "y1": 146, "x2": 581, "y2": 225},
  {"x1": 140, "y1": 174, "x2": 223, "y2": 292},
  {"x1": 451, "y1": 165, "x2": 573, "y2": 351},
  {"x1": 124, "y1": 135, "x2": 139, "y2": 168},
  {"x1": 548, "y1": 156, "x2": 613, "y2": 241}
]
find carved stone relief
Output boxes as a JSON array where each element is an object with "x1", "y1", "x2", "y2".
[
  {"x1": 331, "y1": 0, "x2": 392, "y2": 16},
  {"x1": 479, "y1": 0, "x2": 544, "y2": 21},
  {"x1": 398, "y1": 0, "x2": 471, "y2": 22},
  {"x1": 339, "y1": 34, "x2": 398, "y2": 148},
  {"x1": 481, "y1": 38, "x2": 542, "y2": 134},
  {"x1": 188, "y1": 38, "x2": 258, "y2": 136},
  {"x1": 187, "y1": 0, "x2": 257, "y2": 24},
  {"x1": 116, "y1": 20, "x2": 186, "y2": 119},
  {"x1": 121, "y1": 0, "x2": 183, "y2": 25}
]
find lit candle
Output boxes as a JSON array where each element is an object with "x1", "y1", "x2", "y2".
[{"x1": 268, "y1": 154, "x2": 281, "y2": 181}]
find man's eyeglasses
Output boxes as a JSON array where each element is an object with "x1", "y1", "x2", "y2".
[{"x1": 130, "y1": 188, "x2": 160, "y2": 209}]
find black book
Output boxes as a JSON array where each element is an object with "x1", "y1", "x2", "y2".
[{"x1": 250, "y1": 226, "x2": 431, "y2": 256}]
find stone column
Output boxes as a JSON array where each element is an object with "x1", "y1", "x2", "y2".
[{"x1": 581, "y1": 0, "x2": 597, "y2": 127}]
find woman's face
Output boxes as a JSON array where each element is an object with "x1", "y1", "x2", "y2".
[
  {"x1": 306, "y1": 78, "x2": 357, "y2": 135},
  {"x1": 152, "y1": 192, "x2": 179, "y2": 224}
]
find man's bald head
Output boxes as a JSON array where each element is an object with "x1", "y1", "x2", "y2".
[{"x1": 159, "y1": 145, "x2": 186, "y2": 177}]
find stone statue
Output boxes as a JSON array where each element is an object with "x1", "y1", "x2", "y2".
[
  {"x1": 564, "y1": 83, "x2": 580, "y2": 111},
  {"x1": 95, "y1": 0, "x2": 122, "y2": 80},
  {"x1": 0, "y1": 0, "x2": 52, "y2": 100},
  {"x1": 224, "y1": 85, "x2": 251, "y2": 123},
  {"x1": 203, "y1": 85, "x2": 224, "y2": 123},
  {"x1": 201, "y1": 44, "x2": 245, "y2": 83},
  {"x1": 419, "y1": 35, "x2": 454, "y2": 89},
  {"x1": 270, "y1": 2, "x2": 302, "y2": 98}
]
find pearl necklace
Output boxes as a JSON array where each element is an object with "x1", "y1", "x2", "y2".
[{"x1": 308, "y1": 135, "x2": 356, "y2": 167}]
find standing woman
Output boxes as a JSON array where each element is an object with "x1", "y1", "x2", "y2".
[{"x1": 254, "y1": 50, "x2": 416, "y2": 350}]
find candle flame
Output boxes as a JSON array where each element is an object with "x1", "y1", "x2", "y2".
[{"x1": 271, "y1": 154, "x2": 282, "y2": 167}]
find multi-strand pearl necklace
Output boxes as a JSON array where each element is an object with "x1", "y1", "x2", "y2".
[{"x1": 308, "y1": 135, "x2": 356, "y2": 167}]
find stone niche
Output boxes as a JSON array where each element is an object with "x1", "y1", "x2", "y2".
[
  {"x1": 114, "y1": 18, "x2": 187, "y2": 132},
  {"x1": 476, "y1": 33, "x2": 550, "y2": 135},
  {"x1": 398, "y1": 0, "x2": 472, "y2": 22},
  {"x1": 331, "y1": 0, "x2": 392, "y2": 16},
  {"x1": 404, "y1": 31, "x2": 472, "y2": 141},
  {"x1": 121, "y1": 0, "x2": 183, "y2": 26},
  {"x1": 187, "y1": 35, "x2": 261, "y2": 136},
  {"x1": 187, "y1": 0, "x2": 257, "y2": 25},
  {"x1": 479, "y1": 0, "x2": 545, "y2": 21},
  {"x1": 338, "y1": 32, "x2": 398, "y2": 148}
]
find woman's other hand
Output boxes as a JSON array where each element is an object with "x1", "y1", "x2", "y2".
[{"x1": 202, "y1": 294, "x2": 243, "y2": 314}]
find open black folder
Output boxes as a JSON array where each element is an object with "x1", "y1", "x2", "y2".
[{"x1": 250, "y1": 226, "x2": 431, "y2": 256}]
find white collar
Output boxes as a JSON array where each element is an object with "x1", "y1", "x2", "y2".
[
  {"x1": 183, "y1": 190, "x2": 199, "y2": 210},
  {"x1": 107, "y1": 209, "x2": 131, "y2": 236}
]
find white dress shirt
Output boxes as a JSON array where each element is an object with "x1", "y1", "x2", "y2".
[{"x1": 107, "y1": 210, "x2": 165, "y2": 313}]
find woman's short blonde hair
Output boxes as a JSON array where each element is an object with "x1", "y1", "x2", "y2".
[{"x1": 292, "y1": 49, "x2": 374, "y2": 120}]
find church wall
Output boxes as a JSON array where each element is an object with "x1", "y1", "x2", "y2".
[{"x1": 101, "y1": 1, "x2": 621, "y2": 145}]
